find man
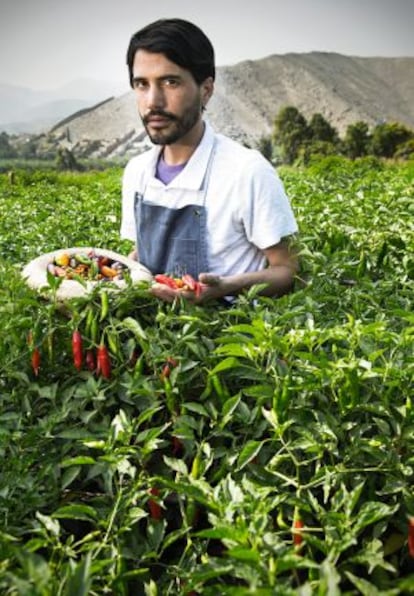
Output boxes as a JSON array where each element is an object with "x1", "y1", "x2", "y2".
[{"x1": 121, "y1": 18, "x2": 299, "y2": 303}]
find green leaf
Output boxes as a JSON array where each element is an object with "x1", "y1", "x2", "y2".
[
  {"x1": 57, "y1": 429, "x2": 96, "y2": 439},
  {"x1": 344, "y1": 571, "x2": 381, "y2": 596},
  {"x1": 182, "y1": 401, "x2": 209, "y2": 416},
  {"x1": 61, "y1": 465, "x2": 81, "y2": 489},
  {"x1": 163, "y1": 455, "x2": 188, "y2": 475},
  {"x1": 64, "y1": 552, "x2": 92, "y2": 596},
  {"x1": 160, "y1": 527, "x2": 190, "y2": 553},
  {"x1": 210, "y1": 357, "x2": 240, "y2": 374},
  {"x1": 186, "y1": 562, "x2": 234, "y2": 583},
  {"x1": 222, "y1": 393, "x2": 242, "y2": 419},
  {"x1": 215, "y1": 343, "x2": 250, "y2": 358},
  {"x1": 196, "y1": 526, "x2": 248, "y2": 543},
  {"x1": 60, "y1": 456, "x2": 96, "y2": 468},
  {"x1": 236, "y1": 440, "x2": 263, "y2": 470},
  {"x1": 36, "y1": 512, "x2": 60, "y2": 537},
  {"x1": 121, "y1": 316, "x2": 147, "y2": 340},
  {"x1": 354, "y1": 501, "x2": 397, "y2": 531},
  {"x1": 53, "y1": 504, "x2": 99, "y2": 522},
  {"x1": 226, "y1": 547, "x2": 260, "y2": 563}
]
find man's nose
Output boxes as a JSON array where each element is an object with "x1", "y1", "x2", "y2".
[{"x1": 146, "y1": 83, "x2": 165, "y2": 109}]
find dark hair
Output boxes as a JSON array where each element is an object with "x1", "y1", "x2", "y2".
[{"x1": 126, "y1": 18, "x2": 215, "y2": 87}]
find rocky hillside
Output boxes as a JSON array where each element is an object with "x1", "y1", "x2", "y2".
[{"x1": 46, "y1": 52, "x2": 414, "y2": 158}]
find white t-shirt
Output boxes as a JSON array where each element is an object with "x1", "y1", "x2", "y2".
[{"x1": 121, "y1": 122, "x2": 298, "y2": 276}]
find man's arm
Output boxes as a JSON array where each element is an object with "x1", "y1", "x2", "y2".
[
  {"x1": 199, "y1": 237, "x2": 299, "y2": 300},
  {"x1": 150, "y1": 237, "x2": 299, "y2": 303}
]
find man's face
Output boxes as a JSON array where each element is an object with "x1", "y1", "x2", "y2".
[{"x1": 131, "y1": 49, "x2": 212, "y2": 145}]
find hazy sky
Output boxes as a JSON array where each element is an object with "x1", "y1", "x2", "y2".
[{"x1": 1, "y1": 0, "x2": 414, "y2": 91}]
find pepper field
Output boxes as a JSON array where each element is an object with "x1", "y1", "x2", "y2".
[{"x1": 0, "y1": 157, "x2": 413, "y2": 594}]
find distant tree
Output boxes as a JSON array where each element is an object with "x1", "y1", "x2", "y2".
[
  {"x1": 299, "y1": 140, "x2": 340, "y2": 165},
  {"x1": 371, "y1": 122, "x2": 413, "y2": 158},
  {"x1": 256, "y1": 135, "x2": 273, "y2": 162},
  {"x1": 308, "y1": 113, "x2": 339, "y2": 144},
  {"x1": 19, "y1": 137, "x2": 38, "y2": 159},
  {"x1": 343, "y1": 121, "x2": 371, "y2": 159},
  {"x1": 273, "y1": 106, "x2": 309, "y2": 164},
  {"x1": 0, "y1": 132, "x2": 17, "y2": 158},
  {"x1": 394, "y1": 138, "x2": 414, "y2": 160},
  {"x1": 56, "y1": 147, "x2": 83, "y2": 171}
]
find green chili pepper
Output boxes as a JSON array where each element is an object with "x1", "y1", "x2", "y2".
[
  {"x1": 84, "y1": 305, "x2": 94, "y2": 338},
  {"x1": 106, "y1": 328, "x2": 120, "y2": 357},
  {"x1": 100, "y1": 290, "x2": 109, "y2": 322},
  {"x1": 190, "y1": 452, "x2": 202, "y2": 479},
  {"x1": 90, "y1": 314, "x2": 99, "y2": 344},
  {"x1": 75, "y1": 253, "x2": 92, "y2": 266}
]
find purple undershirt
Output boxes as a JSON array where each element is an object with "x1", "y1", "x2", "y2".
[{"x1": 156, "y1": 153, "x2": 187, "y2": 185}]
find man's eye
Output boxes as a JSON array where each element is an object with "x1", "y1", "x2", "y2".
[
  {"x1": 133, "y1": 80, "x2": 147, "y2": 89},
  {"x1": 164, "y1": 78, "x2": 179, "y2": 87}
]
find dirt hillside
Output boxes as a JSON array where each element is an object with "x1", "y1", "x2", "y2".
[{"x1": 52, "y1": 52, "x2": 414, "y2": 156}]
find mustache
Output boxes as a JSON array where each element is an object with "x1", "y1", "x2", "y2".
[{"x1": 142, "y1": 110, "x2": 177, "y2": 124}]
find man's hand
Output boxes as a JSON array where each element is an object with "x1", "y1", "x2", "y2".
[{"x1": 149, "y1": 272, "x2": 223, "y2": 303}]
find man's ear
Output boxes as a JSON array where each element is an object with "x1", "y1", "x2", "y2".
[{"x1": 201, "y1": 77, "x2": 214, "y2": 108}]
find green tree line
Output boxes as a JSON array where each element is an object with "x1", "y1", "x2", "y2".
[
  {"x1": 2, "y1": 107, "x2": 414, "y2": 169},
  {"x1": 259, "y1": 106, "x2": 414, "y2": 164}
]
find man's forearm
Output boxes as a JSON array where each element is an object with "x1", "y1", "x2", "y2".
[{"x1": 200, "y1": 265, "x2": 297, "y2": 300}]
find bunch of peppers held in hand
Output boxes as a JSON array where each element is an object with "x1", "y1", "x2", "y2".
[{"x1": 154, "y1": 273, "x2": 204, "y2": 298}]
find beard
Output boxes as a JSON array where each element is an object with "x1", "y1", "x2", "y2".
[{"x1": 141, "y1": 97, "x2": 202, "y2": 145}]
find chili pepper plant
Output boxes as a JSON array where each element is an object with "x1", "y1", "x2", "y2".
[{"x1": 0, "y1": 158, "x2": 413, "y2": 594}]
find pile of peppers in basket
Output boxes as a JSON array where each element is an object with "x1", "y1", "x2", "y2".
[
  {"x1": 154, "y1": 273, "x2": 203, "y2": 297},
  {"x1": 48, "y1": 251, "x2": 128, "y2": 282}
]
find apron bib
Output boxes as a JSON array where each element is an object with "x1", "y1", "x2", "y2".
[{"x1": 134, "y1": 141, "x2": 215, "y2": 278}]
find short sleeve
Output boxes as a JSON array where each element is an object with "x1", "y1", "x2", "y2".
[
  {"x1": 240, "y1": 156, "x2": 298, "y2": 249},
  {"x1": 120, "y1": 158, "x2": 139, "y2": 241}
]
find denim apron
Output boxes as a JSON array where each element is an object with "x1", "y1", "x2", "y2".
[{"x1": 134, "y1": 142, "x2": 215, "y2": 278}]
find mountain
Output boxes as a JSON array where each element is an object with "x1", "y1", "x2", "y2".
[
  {"x1": 47, "y1": 52, "x2": 414, "y2": 158},
  {"x1": 0, "y1": 79, "x2": 128, "y2": 133},
  {"x1": 3, "y1": 53, "x2": 414, "y2": 157}
]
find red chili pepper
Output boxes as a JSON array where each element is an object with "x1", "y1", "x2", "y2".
[
  {"x1": 154, "y1": 274, "x2": 178, "y2": 289},
  {"x1": 194, "y1": 281, "x2": 203, "y2": 298},
  {"x1": 72, "y1": 330, "x2": 83, "y2": 371},
  {"x1": 172, "y1": 436, "x2": 184, "y2": 456},
  {"x1": 160, "y1": 357, "x2": 178, "y2": 381},
  {"x1": 85, "y1": 349, "x2": 96, "y2": 372},
  {"x1": 160, "y1": 363, "x2": 171, "y2": 380},
  {"x1": 148, "y1": 487, "x2": 162, "y2": 520},
  {"x1": 181, "y1": 273, "x2": 197, "y2": 291},
  {"x1": 408, "y1": 517, "x2": 414, "y2": 558},
  {"x1": 181, "y1": 274, "x2": 203, "y2": 298},
  {"x1": 292, "y1": 517, "x2": 304, "y2": 547},
  {"x1": 31, "y1": 347, "x2": 40, "y2": 377},
  {"x1": 97, "y1": 343, "x2": 111, "y2": 379}
]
